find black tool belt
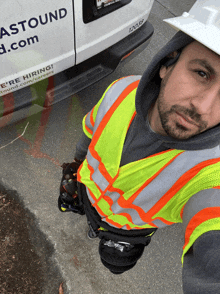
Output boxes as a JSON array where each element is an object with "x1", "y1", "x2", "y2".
[
  {"x1": 78, "y1": 182, "x2": 157, "y2": 274},
  {"x1": 78, "y1": 182, "x2": 157, "y2": 244}
]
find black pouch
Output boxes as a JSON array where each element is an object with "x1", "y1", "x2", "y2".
[
  {"x1": 78, "y1": 182, "x2": 157, "y2": 274},
  {"x1": 58, "y1": 162, "x2": 85, "y2": 214}
]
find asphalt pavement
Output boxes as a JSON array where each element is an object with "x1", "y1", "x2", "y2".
[{"x1": 0, "y1": 1, "x2": 196, "y2": 293}]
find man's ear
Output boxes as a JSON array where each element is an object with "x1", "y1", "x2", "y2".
[
  {"x1": 159, "y1": 65, "x2": 168, "y2": 79},
  {"x1": 163, "y1": 51, "x2": 180, "y2": 68},
  {"x1": 167, "y1": 51, "x2": 178, "y2": 59}
]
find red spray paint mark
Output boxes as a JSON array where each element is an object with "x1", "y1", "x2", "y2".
[
  {"x1": 70, "y1": 255, "x2": 81, "y2": 269},
  {"x1": 18, "y1": 77, "x2": 61, "y2": 168},
  {"x1": 0, "y1": 93, "x2": 15, "y2": 128}
]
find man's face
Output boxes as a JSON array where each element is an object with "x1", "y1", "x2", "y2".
[{"x1": 153, "y1": 41, "x2": 220, "y2": 140}]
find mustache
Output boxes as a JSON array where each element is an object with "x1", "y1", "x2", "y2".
[{"x1": 170, "y1": 105, "x2": 202, "y2": 123}]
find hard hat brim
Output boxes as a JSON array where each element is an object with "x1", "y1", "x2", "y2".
[{"x1": 163, "y1": 16, "x2": 220, "y2": 56}]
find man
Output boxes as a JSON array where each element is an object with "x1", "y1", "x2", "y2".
[{"x1": 59, "y1": 1, "x2": 220, "y2": 293}]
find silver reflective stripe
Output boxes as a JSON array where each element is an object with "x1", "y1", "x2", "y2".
[
  {"x1": 92, "y1": 168, "x2": 109, "y2": 191},
  {"x1": 86, "y1": 187, "x2": 95, "y2": 205},
  {"x1": 105, "y1": 190, "x2": 121, "y2": 201},
  {"x1": 133, "y1": 146, "x2": 220, "y2": 213},
  {"x1": 111, "y1": 204, "x2": 145, "y2": 226},
  {"x1": 105, "y1": 190, "x2": 165, "y2": 227},
  {"x1": 121, "y1": 225, "x2": 128, "y2": 229},
  {"x1": 93, "y1": 76, "x2": 141, "y2": 134},
  {"x1": 151, "y1": 219, "x2": 167, "y2": 228},
  {"x1": 87, "y1": 150, "x2": 110, "y2": 191},
  {"x1": 86, "y1": 149, "x2": 99, "y2": 170},
  {"x1": 85, "y1": 111, "x2": 94, "y2": 134},
  {"x1": 182, "y1": 188, "x2": 220, "y2": 232},
  {"x1": 105, "y1": 190, "x2": 147, "y2": 226}
]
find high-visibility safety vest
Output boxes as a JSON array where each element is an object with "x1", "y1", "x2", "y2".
[{"x1": 78, "y1": 75, "x2": 220, "y2": 262}]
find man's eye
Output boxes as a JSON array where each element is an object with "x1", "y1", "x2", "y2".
[{"x1": 197, "y1": 70, "x2": 208, "y2": 79}]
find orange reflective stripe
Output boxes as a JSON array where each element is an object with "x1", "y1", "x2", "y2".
[
  {"x1": 102, "y1": 171, "x2": 119, "y2": 194},
  {"x1": 146, "y1": 148, "x2": 177, "y2": 159},
  {"x1": 213, "y1": 186, "x2": 220, "y2": 189},
  {"x1": 88, "y1": 189, "x2": 108, "y2": 217},
  {"x1": 90, "y1": 106, "x2": 95, "y2": 128},
  {"x1": 78, "y1": 162, "x2": 103, "y2": 202},
  {"x1": 92, "y1": 171, "x2": 119, "y2": 208},
  {"x1": 128, "y1": 150, "x2": 183, "y2": 203},
  {"x1": 183, "y1": 207, "x2": 220, "y2": 251},
  {"x1": 116, "y1": 151, "x2": 184, "y2": 222},
  {"x1": 155, "y1": 217, "x2": 175, "y2": 225},
  {"x1": 144, "y1": 157, "x2": 220, "y2": 221},
  {"x1": 93, "y1": 203, "x2": 108, "y2": 218},
  {"x1": 99, "y1": 162, "x2": 116, "y2": 184},
  {"x1": 180, "y1": 205, "x2": 185, "y2": 220},
  {"x1": 117, "y1": 212, "x2": 134, "y2": 224},
  {"x1": 87, "y1": 163, "x2": 104, "y2": 195},
  {"x1": 104, "y1": 217, "x2": 124, "y2": 229},
  {"x1": 127, "y1": 111, "x2": 136, "y2": 130},
  {"x1": 90, "y1": 80, "x2": 139, "y2": 145},
  {"x1": 77, "y1": 164, "x2": 83, "y2": 182},
  {"x1": 88, "y1": 80, "x2": 140, "y2": 181},
  {"x1": 84, "y1": 78, "x2": 127, "y2": 135},
  {"x1": 84, "y1": 113, "x2": 93, "y2": 135},
  {"x1": 89, "y1": 148, "x2": 112, "y2": 183}
]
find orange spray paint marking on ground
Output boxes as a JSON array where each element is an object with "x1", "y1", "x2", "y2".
[
  {"x1": 0, "y1": 93, "x2": 15, "y2": 128},
  {"x1": 17, "y1": 77, "x2": 61, "y2": 168},
  {"x1": 70, "y1": 255, "x2": 81, "y2": 269}
]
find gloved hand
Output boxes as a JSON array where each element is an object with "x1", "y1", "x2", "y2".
[{"x1": 58, "y1": 159, "x2": 85, "y2": 215}]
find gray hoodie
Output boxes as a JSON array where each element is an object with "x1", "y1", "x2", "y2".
[{"x1": 75, "y1": 31, "x2": 220, "y2": 293}]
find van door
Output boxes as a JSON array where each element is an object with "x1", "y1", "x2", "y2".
[
  {"x1": 74, "y1": 0, "x2": 154, "y2": 64},
  {"x1": 0, "y1": 0, "x2": 75, "y2": 95}
]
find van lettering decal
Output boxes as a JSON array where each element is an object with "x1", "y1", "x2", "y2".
[
  {"x1": 59, "y1": 8, "x2": 67, "y2": 19},
  {"x1": 39, "y1": 15, "x2": 48, "y2": 25},
  {"x1": 0, "y1": 65, "x2": 54, "y2": 95},
  {"x1": 9, "y1": 24, "x2": 19, "y2": 35},
  {"x1": 28, "y1": 18, "x2": 39, "y2": 29},
  {"x1": 0, "y1": 28, "x2": 10, "y2": 39},
  {"x1": 0, "y1": 35, "x2": 39, "y2": 55},
  {"x1": 129, "y1": 19, "x2": 144, "y2": 33},
  {"x1": 0, "y1": 8, "x2": 67, "y2": 39},
  {"x1": 17, "y1": 20, "x2": 27, "y2": 32}
]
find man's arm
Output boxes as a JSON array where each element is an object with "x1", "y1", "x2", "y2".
[
  {"x1": 182, "y1": 188, "x2": 220, "y2": 293},
  {"x1": 183, "y1": 230, "x2": 220, "y2": 294},
  {"x1": 75, "y1": 132, "x2": 91, "y2": 161}
]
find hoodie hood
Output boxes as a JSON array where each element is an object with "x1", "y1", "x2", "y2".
[{"x1": 135, "y1": 31, "x2": 220, "y2": 150}]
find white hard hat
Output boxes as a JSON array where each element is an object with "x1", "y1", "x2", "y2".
[{"x1": 163, "y1": 0, "x2": 220, "y2": 55}]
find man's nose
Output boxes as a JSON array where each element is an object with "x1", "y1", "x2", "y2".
[{"x1": 191, "y1": 85, "x2": 220, "y2": 115}]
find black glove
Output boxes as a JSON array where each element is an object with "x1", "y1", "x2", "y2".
[{"x1": 58, "y1": 159, "x2": 85, "y2": 215}]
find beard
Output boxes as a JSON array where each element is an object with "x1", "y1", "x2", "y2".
[
  {"x1": 158, "y1": 103, "x2": 208, "y2": 139},
  {"x1": 157, "y1": 72, "x2": 208, "y2": 140}
]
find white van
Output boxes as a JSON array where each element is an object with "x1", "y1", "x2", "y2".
[{"x1": 0, "y1": 0, "x2": 154, "y2": 124}]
